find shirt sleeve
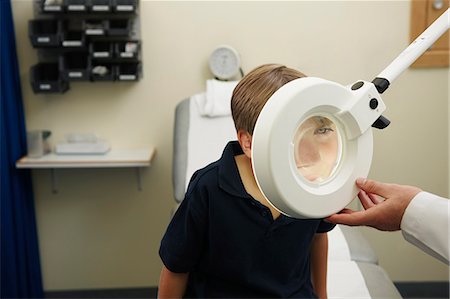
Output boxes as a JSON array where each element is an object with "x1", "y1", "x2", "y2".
[
  {"x1": 159, "y1": 176, "x2": 209, "y2": 273},
  {"x1": 400, "y1": 192, "x2": 449, "y2": 265},
  {"x1": 316, "y1": 219, "x2": 336, "y2": 233}
]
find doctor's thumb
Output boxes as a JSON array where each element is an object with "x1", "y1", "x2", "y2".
[{"x1": 356, "y1": 178, "x2": 390, "y2": 198}]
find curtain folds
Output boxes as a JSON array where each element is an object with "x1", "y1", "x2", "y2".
[{"x1": 1, "y1": 0, "x2": 44, "y2": 297}]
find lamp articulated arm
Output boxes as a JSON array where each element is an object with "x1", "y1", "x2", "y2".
[
  {"x1": 370, "y1": 8, "x2": 449, "y2": 129},
  {"x1": 373, "y1": 8, "x2": 449, "y2": 94}
]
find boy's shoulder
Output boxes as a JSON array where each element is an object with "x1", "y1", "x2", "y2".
[
  {"x1": 185, "y1": 141, "x2": 241, "y2": 199},
  {"x1": 186, "y1": 159, "x2": 221, "y2": 195}
]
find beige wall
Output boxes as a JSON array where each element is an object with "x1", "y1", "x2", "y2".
[{"x1": 12, "y1": 0, "x2": 449, "y2": 291}]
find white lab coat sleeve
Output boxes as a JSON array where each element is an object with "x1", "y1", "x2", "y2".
[{"x1": 400, "y1": 191, "x2": 449, "y2": 265}]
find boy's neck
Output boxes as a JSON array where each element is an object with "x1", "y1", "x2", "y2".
[{"x1": 234, "y1": 154, "x2": 281, "y2": 220}]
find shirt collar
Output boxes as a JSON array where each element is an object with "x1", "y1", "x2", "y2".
[
  {"x1": 218, "y1": 141, "x2": 251, "y2": 198},
  {"x1": 218, "y1": 141, "x2": 296, "y2": 224}
]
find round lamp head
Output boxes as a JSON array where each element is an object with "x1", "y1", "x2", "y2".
[{"x1": 251, "y1": 77, "x2": 381, "y2": 219}]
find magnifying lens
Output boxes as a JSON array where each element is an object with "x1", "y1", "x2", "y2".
[{"x1": 252, "y1": 9, "x2": 449, "y2": 219}]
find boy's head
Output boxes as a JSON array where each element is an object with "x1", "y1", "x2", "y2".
[{"x1": 231, "y1": 64, "x2": 306, "y2": 157}]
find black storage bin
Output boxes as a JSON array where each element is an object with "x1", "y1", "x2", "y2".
[
  {"x1": 117, "y1": 63, "x2": 139, "y2": 81},
  {"x1": 83, "y1": 19, "x2": 108, "y2": 36},
  {"x1": 60, "y1": 53, "x2": 90, "y2": 81},
  {"x1": 62, "y1": 31, "x2": 85, "y2": 47},
  {"x1": 90, "y1": 41, "x2": 113, "y2": 58},
  {"x1": 41, "y1": 0, "x2": 64, "y2": 13},
  {"x1": 112, "y1": 0, "x2": 137, "y2": 13},
  {"x1": 29, "y1": 19, "x2": 61, "y2": 47},
  {"x1": 91, "y1": 63, "x2": 115, "y2": 81},
  {"x1": 115, "y1": 40, "x2": 139, "y2": 59},
  {"x1": 61, "y1": 20, "x2": 85, "y2": 48},
  {"x1": 108, "y1": 19, "x2": 131, "y2": 36},
  {"x1": 65, "y1": 0, "x2": 87, "y2": 12},
  {"x1": 30, "y1": 63, "x2": 69, "y2": 93},
  {"x1": 90, "y1": 0, "x2": 111, "y2": 12}
]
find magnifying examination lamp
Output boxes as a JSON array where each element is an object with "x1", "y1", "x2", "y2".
[{"x1": 252, "y1": 9, "x2": 449, "y2": 219}]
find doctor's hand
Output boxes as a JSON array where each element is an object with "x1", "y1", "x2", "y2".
[{"x1": 325, "y1": 178, "x2": 422, "y2": 231}]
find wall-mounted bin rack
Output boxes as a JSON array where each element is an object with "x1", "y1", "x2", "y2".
[
  {"x1": 41, "y1": 0, "x2": 64, "y2": 13},
  {"x1": 61, "y1": 20, "x2": 85, "y2": 47},
  {"x1": 29, "y1": 19, "x2": 61, "y2": 47},
  {"x1": 39, "y1": 0, "x2": 138, "y2": 15},
  {"x1": 117, "y1": 62, "x2": 139, "y2": 81},
  {"x1": 115, "y1": 40, "x2": 139, "y2": 59},
  {"x1": 113, "y1": 0, "x2": 137, "y2": 13},
  {"x1": 91, "y1": 62, "x2": 115, "y2": 81},
  {"x1": 65, "y1": 0, "x2": 87, "y2": 12},
  {"x1": 84, "y1": 19, "x2": 108, "y2": 36},
  {"x1": 62, "y1": 31, "x2": 85, "y2": 47},
  {"x1": 60, "y1": 53, "x2": 90, "y2": 81},
  {"x1": 90, "y1": 41, "x2": 113, "y2": 58},
  {"x1": 31, "y1": 62, "x2": 69, "y2": 93},
  {"x1": 108, "y1": 19, "x2": 131, "y2": 36},
  {"x1": 29, "y1": 0, "x2": 142, "y2": 93},
  {"x1": 90, "y1": 0, "x2": 111, "y2": 12}
]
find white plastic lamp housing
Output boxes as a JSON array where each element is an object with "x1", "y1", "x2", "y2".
[{"x1": 251, "y1": 77, "x2": 386, "y2": 219}]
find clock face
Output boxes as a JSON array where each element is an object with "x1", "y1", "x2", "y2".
[{"x1": 209, "y1": 46, "x2": 241, "y2": 80}]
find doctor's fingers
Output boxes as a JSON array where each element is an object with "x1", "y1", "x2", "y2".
[
  {"x1": 337, "y1": 208, "x2": 355, "y2": 214},
  {"x1": 324, "y1": 209, "x2": 353, "y2": 224},
  {"x1": 358, "y1": 190, "x2": 375, "y2": 210},
  {"x1": 325, "y1": 209, "x2": 376, "y2": 227},
  {"x1": 368, "y1": 192, "x2": 383, "y2": 204},
  {"x1": 356, "y1": 178, "x2": 393, "y2": 198}
]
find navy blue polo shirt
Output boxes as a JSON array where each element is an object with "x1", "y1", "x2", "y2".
[{"x1": 159, "y1": 141, "x2": 335, "y2": 298}]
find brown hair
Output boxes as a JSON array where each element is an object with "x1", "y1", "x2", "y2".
[{"x1": 231, "y1": 64, "x2": 306, "y2": 135}]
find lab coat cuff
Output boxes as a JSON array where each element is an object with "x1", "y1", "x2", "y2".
[
  {"x1": 400, "y1": 191, "x2": 428, "y2": 235},
  {"x1": 400, "y1": 191, "x2": 449, "y2": 264}
]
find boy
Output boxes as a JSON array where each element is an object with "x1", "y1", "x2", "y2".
[{"x1": 159, "y1": 64, "x2": 335, "y2": 298}]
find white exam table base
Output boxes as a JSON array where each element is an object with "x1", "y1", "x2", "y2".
[{"x1": 328, "y1": 261, "x2": 401, "y2": 298}]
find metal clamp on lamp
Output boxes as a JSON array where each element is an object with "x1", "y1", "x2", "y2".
[{"x1": 252, "y1": 9, "x2": 449, "y2": 219}]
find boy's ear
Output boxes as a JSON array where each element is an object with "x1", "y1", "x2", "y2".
[{"x1": 237, "y1": 130, "x2": 252, "y2": 159}]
